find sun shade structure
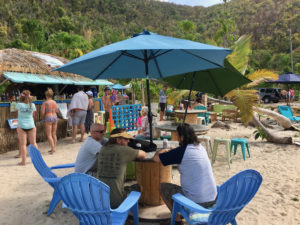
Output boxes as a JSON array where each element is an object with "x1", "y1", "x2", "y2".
[
  {"x1": 111, "y1": 83, "x2": 125, "y2": 90},
  {"x1": 3, "y1": 72, "x2": 112, "y2": 85},
  {"x1": 269, "y1": 72, "x2": 300, "y2": 83},
  {"x1": 163, "y1": 59, "x2": 251, "y2": 122},
  {"x1": 54, "y1": 30, "x2": 232, "y2": 142},
  {"x1": 163, "y1": 59, "x2": 251, "y2": 97}
]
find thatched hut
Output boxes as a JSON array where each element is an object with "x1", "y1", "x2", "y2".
[{"x1": 0, "y1": 48, "x2": 112, "y2": 153}]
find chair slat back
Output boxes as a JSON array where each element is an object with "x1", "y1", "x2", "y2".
[
  {"x1": 278, "y1": 105, "x2": 294, "y2": 118},
  {"x1": 208, "y1": 169, "x2": 262, "y2": 225},
  {"x1": 57, "y1": 173, "x2": 112, "y2": 225},
  {"x1": 29, "y1": 145, "x2": 57, "y2": 180}
]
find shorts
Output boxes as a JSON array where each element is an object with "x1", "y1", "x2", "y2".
[
  {"x1": 160, "y1": 103, "x2": 166, "y2": 112},
  {"x1": 104, "y1": 110, "x2": 110, "y2": 124},
  {"x1": 72, "y1": 110, "x2": 87, "y2": 126},
  {"x1": 160, "y1": 182, "x2": 216, "y2": 208},
  {"x1": 45, "y1": 115, "x2": 58, "y2": 123}
]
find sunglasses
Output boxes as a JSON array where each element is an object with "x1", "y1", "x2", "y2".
[{"x1": 94, "y1": 130, "x2": 105, "y2": 134}]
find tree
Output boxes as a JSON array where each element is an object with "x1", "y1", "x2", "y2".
[{"x1": 22, "y1": 19, "x2": 45, "y2": 50}]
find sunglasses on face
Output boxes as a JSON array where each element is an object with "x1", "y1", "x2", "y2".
[{"x1": 94, "y1": 130, "x2": 105, "y2": 134}]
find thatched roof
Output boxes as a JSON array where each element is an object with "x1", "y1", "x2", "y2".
[{"x1": 0, "y1": 48, "x2": 83, "y2": 80}]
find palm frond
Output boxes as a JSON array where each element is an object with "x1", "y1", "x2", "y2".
[
  {"x1": 167, "y1": 90, "x2": 191, "y2": 105},
  {"x1": 227, "y1": 35, "x2": 252, "y2": 75},
  {"x1": 248, "y1": 69, "x2": 278, "y2": 81},
  {"x1": 230, "y1": 89, "x2": 258, "y2": 125}
]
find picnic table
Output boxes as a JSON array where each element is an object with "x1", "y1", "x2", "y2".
[{"x1": 174, "y1": 109, "x2": 206, "y2": 124}]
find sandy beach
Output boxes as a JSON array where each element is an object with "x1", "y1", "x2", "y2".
[{"x1": 0, "y1": 121, "x2": 300, "y2": 225}]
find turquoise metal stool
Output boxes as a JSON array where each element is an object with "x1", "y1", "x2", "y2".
[
  {"x1": 212, "y1": 138, "x2": 231, "y2": 168},
  {"x1": 230, "y1": 138, "x2": 250, "y2": 161}
]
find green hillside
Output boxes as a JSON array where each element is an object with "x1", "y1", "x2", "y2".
[{"x1": 0, "y1": 0, "x2": 299, "y2": 74}]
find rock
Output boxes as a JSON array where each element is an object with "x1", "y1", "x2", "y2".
[{"x1": 211, "y1": 121, "x2": 231, "y2": 129}]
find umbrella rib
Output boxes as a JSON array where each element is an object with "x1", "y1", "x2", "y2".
[
  {"x1": 150, "y1": 50, "x2": 163, "y2": 78},
  {"x1": 122, "y1": 51, "x2": 144, "y2": 61},
  {"x1": 151, "y1": 49, "x2": 173, "y2": 59},
  {"x1": 207, "y1": 70, "x2": 223, "y2": 96},
  {"x1": 94, "y1": 52, "x2": 124, "y2": 79},
  {"x1": 181, "y1": 50, "x2": 224, "y2": 68}
]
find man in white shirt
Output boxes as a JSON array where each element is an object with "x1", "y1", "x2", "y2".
[
  {"x1": 69, "y1": 86, "x2": 89, "y2": 143},
  {"x1": 75, "y1": 123, "x2": 107, "y2": 176}
]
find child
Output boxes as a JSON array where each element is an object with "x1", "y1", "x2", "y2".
[{"x1": 136, "y1": 110, "x2": 143, "y2": 134}]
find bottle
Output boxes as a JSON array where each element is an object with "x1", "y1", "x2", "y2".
[{"x1": 163, "y1": 139, "x2": 168, "y2": 149}]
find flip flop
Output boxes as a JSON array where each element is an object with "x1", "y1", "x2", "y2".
[
  {"x1": 17, "y1": 162, "x2": 26, "y2": 166},
  {"x1": 14, "y1": 155, "x2": 21, "y2": 158}
]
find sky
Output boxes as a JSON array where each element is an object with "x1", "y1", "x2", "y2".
[{"x1": 167, "y1": 0, "x2": 224, "y2": 7}]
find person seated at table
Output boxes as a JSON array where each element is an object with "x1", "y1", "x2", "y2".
[
  {"x1": 96, "y1": 129, "x2": 146, "y2": 209},
  {"x1": 153, "y1": 123, "x2": 217, "y2": 224},
  {"x1": 192, "y1": 97, "x2": 204, "y2": 109},
  {"x1": 75, "y1": 123, "x2": 108, "y2": 176},
  {"x1": 135, "y1": 106, "x2": 150, "y2": 140}
]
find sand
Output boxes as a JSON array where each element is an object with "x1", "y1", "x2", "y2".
[{"x1": 0, "y1": 121, "x2": 300, "y2": 225}]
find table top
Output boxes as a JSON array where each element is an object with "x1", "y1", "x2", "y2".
[
  {"x1": 136, "y1": 140, "x2": 179, "y2": 161},
  {"x1": 174, "y1": 109, "x2": 206, "y2": 114},
  {"x1": 155, "y1": 123, "x2": 209, "y2": 133}
]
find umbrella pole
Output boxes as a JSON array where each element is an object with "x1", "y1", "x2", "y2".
[
  {"x1": 183, "y1": 72, "x2": 196, "y2": 123},
  {"x1": 146, "y1": 77, "x2": 153, "y2": 143}
]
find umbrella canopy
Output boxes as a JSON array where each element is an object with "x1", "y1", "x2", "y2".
[
  {"x1": 163, "y1": 59, "x2": 251, "y2": 97},
  {"x1": 53, "y1": 30, "x2": 232, "y2": 79},
  {"x1": 53, "y1": 30, "x2": 232, "y2": 142},
  {"x1": 269, "y1": 72, "x2": 300, "y2": 83},
  {"x1": 111, "y1": 83, "x2": 125, "y2": 90}
]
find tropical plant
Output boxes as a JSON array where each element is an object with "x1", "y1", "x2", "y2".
[{"x1": 253, "y1": 127, "x2": 267, "y2": 141}]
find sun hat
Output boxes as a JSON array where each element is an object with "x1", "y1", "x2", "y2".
[
  {"x1": 110, "y1": 132, "x2": 133, "y2": 139},
  {"x1": 86, "y1": 91, "x2": 93, "y2": 96}
]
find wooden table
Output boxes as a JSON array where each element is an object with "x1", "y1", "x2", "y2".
[
  {"x1": 135, "y1": 141, "x2": 179, "y2": 206},
  {"x1": 174, "y1": 109, "x2": 206, "y2": 124},
  {"x1": 155, "y1": 123, "x2": 209, "y2": 141}
]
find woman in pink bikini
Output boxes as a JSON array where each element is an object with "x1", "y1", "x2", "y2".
[{"x1": 41, "y1": 88, "x2": 58, "y2": 154}]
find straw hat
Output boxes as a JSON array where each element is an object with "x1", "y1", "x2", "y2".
[{"x1": 110, "y1": 132, "x2": 133, "y2": 139}]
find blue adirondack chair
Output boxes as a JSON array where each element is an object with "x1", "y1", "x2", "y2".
[
  {"x1": 278, "y1": 105, "x2": 300, "y2": 122},
  {"x1": 45, "y1": 173, "x2": 141, "y2": 225},
  {"x1": 28, "y1": 145, "x2": 75, "y2": 215},
  {"x1": 171, "y1": 169, "x2": 262, "y2": 225}
]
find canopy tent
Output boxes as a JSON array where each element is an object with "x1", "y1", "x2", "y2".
[
  {"x1": 268, "y1": 72, "x2": 300, "y2": 105},
  {"x1": 111, "y1": 83, "x2": 125, "y2": 90}
]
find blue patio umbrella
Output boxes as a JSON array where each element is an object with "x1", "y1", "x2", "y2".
[{"x1": 53, "y1": 30, "x2": 232, "y2": 142}]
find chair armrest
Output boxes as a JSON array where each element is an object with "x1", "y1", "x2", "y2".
[
  {"x1": 43, "y1": 177, "x2": 61, "y2": 184},
  {"x1": 112, "y1": 191, "x2": 141, "y2": 214},
  {"x1": 172, "y1": 193, "x2": 212, "y2": 213},
  {"x1": 50, "y1": 163, "x2": 75, "y2": 170}
]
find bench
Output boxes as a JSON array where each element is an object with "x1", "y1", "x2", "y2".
[{"x1": 222, "y1": 109, "x2": 238, "y2": 122}]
